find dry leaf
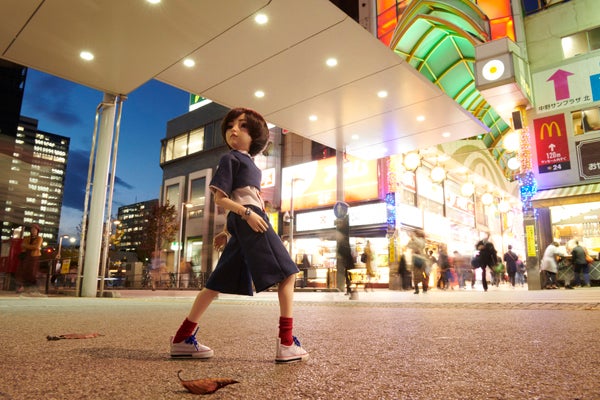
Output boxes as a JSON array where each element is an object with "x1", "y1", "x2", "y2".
[
  {"x1": 47, "y1": 333, "x2": 104, "y2": 341},
  {"x1": 177, "y1": 370, "x2": 238, "y2": 395}
]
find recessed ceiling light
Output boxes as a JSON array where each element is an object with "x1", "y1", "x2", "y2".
[
  {"x1": 254, "y1": 13, "x2": 268, "y2": 24},
  {"x1": 377, "y1": 90, "x2": 388, "y2": 98},
  {"x1": 351, "y1": 134, "x2": 359, "y2": 140},
  {"x1": 416, "y1": 115, "x2": 425, "y2": 122},
  {"x1": 325, "y1": 58, "x2": 338, "y2": 67},
  {"x1": 308, "y1": 115, "x2": 318, "y2": 121},
  {"x1": 80, "y1": 51, "x2": 94, "y2": 61},
  {"x1": 441, "y1": 131, "x2": 451, "y2": 138},
  {"x1": 146, "y1": 0, "x2": 161, "y2": 4},
  {"x1": 254, "y1": 90, "x2": 265, "y2": 98},
  {"x1": 183, "y1": 58, "x2": 195, "y2": 68}
]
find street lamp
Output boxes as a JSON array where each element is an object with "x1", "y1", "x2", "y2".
[
  {"x1": 57, "y1": 234, "x2": 70, "y2": 260},
  {"x1": 176, "y1": 202, "x2": 193, "y2": 288}
]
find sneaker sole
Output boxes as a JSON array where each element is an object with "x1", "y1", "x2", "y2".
[
  {"x1": 275, "y1": 354, "x2": 309, "y2": 364},
  {"x1": 170, "y1": 350, "x2": 214, "y2": 359}
]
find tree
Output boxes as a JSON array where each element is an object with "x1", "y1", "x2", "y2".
[{"x1": 137, "y1": 201, "x2": 177, "y2": 261}]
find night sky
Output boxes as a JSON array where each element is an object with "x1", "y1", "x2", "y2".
[{"x1": 20, "y1": 69, "x2": 190, "y2": 236}]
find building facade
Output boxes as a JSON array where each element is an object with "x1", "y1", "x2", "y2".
[
  {"x1": 1, "y1": 116, "x2": 69, "y2": 245},
  {"x1": 116, "y1": 199, "x2": 159, "y2": 260}
]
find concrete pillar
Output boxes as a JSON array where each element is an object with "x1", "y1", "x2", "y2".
[{"x1": 81, "y1": 93, "x2": 117, "y2": 297}]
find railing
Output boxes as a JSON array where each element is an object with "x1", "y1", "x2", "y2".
[
  {"x1": 557, "y1": 258, "x2": 600, "y2": 284},
  {"x1": 48, "y1": 271, "x2": 211, "y2": 291}
]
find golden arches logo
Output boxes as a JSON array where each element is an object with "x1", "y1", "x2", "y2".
[{"x1": 539, "y1": 121, "x2": 562, "y2": 140}]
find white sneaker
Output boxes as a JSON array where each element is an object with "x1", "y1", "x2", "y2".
[
  {"x1": 275, "y1": 336, "x2": 309, "y2": 364},
  {"x1": 170, "y1": 328, "x2": 214, "y2": 359}
]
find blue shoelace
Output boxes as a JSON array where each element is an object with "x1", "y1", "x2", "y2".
[
  {"x1": 184, "y1": 327, "x2": 200, "y2": 350},
  {"x1": 292, "y1": 336, "x2": 301, "y2": 347}
]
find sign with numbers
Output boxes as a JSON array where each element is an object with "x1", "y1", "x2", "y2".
[{"x1": 533, "y1": 114, "x2": 571, "y2": 174}]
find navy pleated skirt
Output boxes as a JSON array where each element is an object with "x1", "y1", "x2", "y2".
[{"x1": 205, "y1": 205, "x2": 299, "y2": 295}]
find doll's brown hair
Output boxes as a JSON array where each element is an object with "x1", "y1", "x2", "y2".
[{"x1": 221, "y1": 107, "x2": 269, "y2": 156}]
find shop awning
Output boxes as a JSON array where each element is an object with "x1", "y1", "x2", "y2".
[{"x1": 531, "y1": 183, "x2": 600, "y2": 208}]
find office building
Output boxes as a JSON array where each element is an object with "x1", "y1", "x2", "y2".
[
  {"x1": 1, "y1": 116, "x2": 69, "y2": 244},
  {"x1": 116, "y1": 199, "x2": 159, "y2": 260}
]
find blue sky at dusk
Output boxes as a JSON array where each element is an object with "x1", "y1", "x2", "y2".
[{"x1": 20, "y1": 69, "x2": 190, "y2": 236}]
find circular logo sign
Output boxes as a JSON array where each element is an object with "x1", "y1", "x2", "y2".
[{"x1": 333, "y1": 201, "x2": 349, "y2": 219}]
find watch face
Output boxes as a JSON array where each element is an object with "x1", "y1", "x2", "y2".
[{"x1": 482, "y1": 59, "x2": 505, "y2": 81}]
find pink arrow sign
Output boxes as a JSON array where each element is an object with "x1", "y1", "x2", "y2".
[{"x1": 547, "y1": 69, "x2": 574, "y2": 101}]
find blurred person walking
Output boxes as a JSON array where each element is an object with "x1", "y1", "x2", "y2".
[
  {"x1": 408, "y1": 230, "x2": 428, "y2": 294},
  {"x1": 363, "y1": 240, "x2": 376, "y2": 292},
  {"x1": 472, "y1": 236, "x2": 498, "y2": 292},
  {"x1": 15, "y1": 224, "x2": 43, "y2": 295},
  {"x1": 503, "y1": 245, "x2": 518, "y2": 288},
  {"x1": 540, "y1": 241, "x2": 560, "y2": 289},
  {"x1": 569, "y1": 240, "x2": 590, "y2": 288}
]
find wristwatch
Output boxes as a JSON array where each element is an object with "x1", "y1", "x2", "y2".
[{"x1": 242, "y1": 207, "x2": 251, "y2": 220}]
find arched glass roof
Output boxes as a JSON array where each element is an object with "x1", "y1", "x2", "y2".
[{"x1": 389, "y1": 0, "x2": 514, "y2": 177}]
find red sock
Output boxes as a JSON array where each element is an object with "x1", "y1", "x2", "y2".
[
  {"x1": 173, "y1": 318, "x2": 198, "y2": 343},
  {"x1": 278, "y1": 316, "x2": 293, "y2": 346}
]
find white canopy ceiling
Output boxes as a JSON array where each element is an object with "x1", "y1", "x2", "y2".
[{"x1": 1, "y1": 0, "x2": 487, "y2": 159}]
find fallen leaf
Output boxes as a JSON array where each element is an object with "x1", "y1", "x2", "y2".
[
  {"x1": 47, "y1": 333, "x2": 104, "y2": 341},
  {"x1": 177, "y1": 370, "x2": 239, "y2": 395}
]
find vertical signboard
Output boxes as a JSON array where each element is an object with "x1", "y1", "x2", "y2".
[
  {"x1": 576, "y1": 138, "x2": 600, "y2": 180},
  {"x1": 533, "y1": 114, "x2": 571, "y2": 174}
]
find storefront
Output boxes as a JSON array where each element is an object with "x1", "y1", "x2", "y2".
[
  {"x1": 292, "y1": 202, "x2": 390, "y2": 289},
  {"x1": 531, "y1": 183, "x2": 600, "y2": 284}
]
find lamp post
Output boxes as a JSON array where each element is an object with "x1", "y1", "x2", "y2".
[
  {"x1": 57, "y1": 234, "x2": 70, "y2": 260},
  {"x1": 176, "y1": 202, "x2": 192, "y2": 288},
  {"x1": 99, "y1": 219, "x2": 120, "y2": 296},
  {"x1": 46, "y1": 234, "x2": 69, "y2": 293}
]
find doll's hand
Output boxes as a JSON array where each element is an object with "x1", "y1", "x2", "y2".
[
  {"x1": 244, "y1": 209, "x2": 268, "y2": 233},
  {"x1": 213, "y1": 231, "x2": 229, "y2": 251}
]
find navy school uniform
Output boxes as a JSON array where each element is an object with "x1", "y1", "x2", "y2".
[{"x1": 206, "y1": 150, "x2": 299, "y2": 295}]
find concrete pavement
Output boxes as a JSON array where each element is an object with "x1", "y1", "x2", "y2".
[{"x1": 1, "y1": 286, "x2": 599, "y2": 399}]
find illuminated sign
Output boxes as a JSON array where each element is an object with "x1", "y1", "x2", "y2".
[
  {"x1": 533, "y1": 114, "x2": 571, "y2": 174},
  {"x1": 295, "y1": 203, "x2": 387, "y2": 232},
  {"x1": 281, "y1": 156, "x2": 378, "y2": 212}
]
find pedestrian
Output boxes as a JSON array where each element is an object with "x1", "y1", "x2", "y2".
[
  {"x1": 515, "y1": 257, "x2": 526, "y2": 286},
  {"x1": 407, "y1": 229, "x2": 428, "y2": 294},
  {"x1": 452, "y1": 251, "x2": 469, "y2": 289},
  {"x1": 179, "y1": 258, "x2": 192, "y2": 289},
  {"x1": 569, "y1": 240, "x2": 590, "y2": 288},
  {"x1": 437, "y1": 247, "x2": 450, "y2": 289},
  {"x1": 472, "y1": 236, "x2": 498, "y2": 292},
  {"x1": 149, "y1": 250, "x2": 165, "y2": 291},
  {"x1": 540, "y1": 241, "x2": 560, "y2": 289},
  {"x1": 503, "y1": 245, "x2": 518, "y2": 287},
  {"x1": 15, "y1": 224, "x2": 43, "y2": 295},
  {"x1": 169, "y1": 107, "x2": 308, "y2": 363},
  {"x1": 363, "y1": 240, "x2": 376, "y2": 292}
]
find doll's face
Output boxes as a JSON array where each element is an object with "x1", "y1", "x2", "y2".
[{"x1": 225, "y1": 113, "x2": 252, "y2": 152}]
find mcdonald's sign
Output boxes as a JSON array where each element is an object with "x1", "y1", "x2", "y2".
[{"x1": 534, "y1": 114, "x2": 571, "y2": 174}]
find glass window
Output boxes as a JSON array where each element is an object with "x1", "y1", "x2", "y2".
[
  {"x1": 589, "y1": 26, "x2": 600, "y2": 51},
  {"x1": 163, "y1": 139, "x2": 174, "y2": 162},
  {"x1": 190, "y1": 178, "x2": 206, "y2": 207},
  {"x1": 562, "y1": 32, "x2": 588, "y2": 58},
  {"x1": 165, "y1": 184, "x2": 180, "y2": 206},
  {"x1": 173, "y1": 135, "x2": 188, "y2": 159},
  {"x1": 188, "y1": 128, "x2": 204, "y2": 154}
]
